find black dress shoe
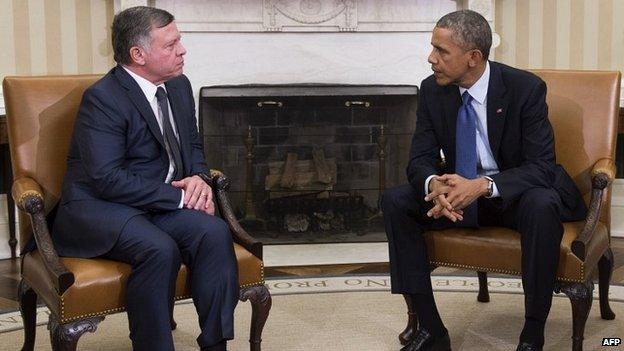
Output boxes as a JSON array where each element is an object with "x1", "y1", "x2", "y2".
[
  {"x1": 516, "y1": 342, "x2": 541, "y2": 351},
  {"x1": 400, "y1": 328, "x2": 451, "y2": 351}
]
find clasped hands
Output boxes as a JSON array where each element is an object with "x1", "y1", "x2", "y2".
[
  {"x1": 172, "y1": 175, "x2": 215, "y2": 215},
  {"x1": 424, "y1": 174, "x2": 489, "y2": 222}
]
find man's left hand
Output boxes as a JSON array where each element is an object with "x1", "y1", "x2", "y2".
[
  {"x1": 171, "y1": 175, "x2": 215, "y2": 215},
  {"x1": 431, "y1": 174, "x2": 489, "y2": 211}
]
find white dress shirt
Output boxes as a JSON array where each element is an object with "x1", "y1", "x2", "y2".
[
  {"x1": 122, "y1": 66, "x2": 185, "y2": 207},
  {"x1": 425, "y1": 61, "x2": 501, "y2": 198}
]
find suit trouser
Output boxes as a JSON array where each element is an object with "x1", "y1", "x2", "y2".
[
  {"x1": 103, "y1": 209, "x2": 239, "y2": 351},
  {"x1": 382, "y1": 184, "x2": 564, "y2": 332}
]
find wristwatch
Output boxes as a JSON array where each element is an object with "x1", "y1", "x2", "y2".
[{"x1": 483, "y1": 176, "x2": 494, "y2": 198}]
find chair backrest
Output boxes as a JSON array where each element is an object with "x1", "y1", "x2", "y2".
[
  {"x1": 3, "y1": 75, "x2": 101, "y2": 252},
  {"x1": 531, "y1": 70, "x2": 620, "y2": 229}
]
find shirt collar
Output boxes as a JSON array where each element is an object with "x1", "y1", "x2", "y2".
[
  {"x1": 458, "y1": 61, "x2": 490, "y2": 105},
  {"x1": 122, "y1": 65, "x2": 166, "y2": 102}
]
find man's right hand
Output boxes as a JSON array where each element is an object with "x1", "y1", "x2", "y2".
[
  {"x1": 424, "y1": 177, "x2": 464, "y2": 222},
  {"x1": 171, "y1": 176, "x2": 215, "y2": 215}
]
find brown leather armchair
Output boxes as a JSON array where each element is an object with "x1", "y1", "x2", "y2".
[
  {"x1": 3, "y1": 75, "x2": 272, "y2": 351},
  {"x1": 399, "y1": 70, "x2": 620, "y2": 351}
]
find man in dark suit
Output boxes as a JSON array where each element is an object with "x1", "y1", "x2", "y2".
[
  {"x1": 382, "y1": 10, "x2": 586, "y2": 351},
  {"x1": 52, "y1": 6, "x2": 237, "y2": 351}
]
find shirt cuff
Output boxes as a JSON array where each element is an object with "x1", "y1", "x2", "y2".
[
  {"x1": 424, "y1": 175, "x2": 437, "y2": 195},
  {"x1": 178, "y1": 189, "x2": 185, "y2": 209}
]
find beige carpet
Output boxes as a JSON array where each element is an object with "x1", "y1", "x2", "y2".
[{"x1": 1, "y1": 290, "x2": 622, "y2": 351}]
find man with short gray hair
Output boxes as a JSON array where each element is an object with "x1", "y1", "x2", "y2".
[
  {"x1": 383, "y1": 10, "x2": 586, "y2": 351},
  {"x1": 52, "y1": 6, "x2": 237, "y2": 351}
]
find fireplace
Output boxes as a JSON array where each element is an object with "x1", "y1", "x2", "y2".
[{"x1": 200, "y1": 84, "x2": 417, "y2": 244}]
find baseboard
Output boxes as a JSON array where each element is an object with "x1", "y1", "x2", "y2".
[{"x1": 0, "y1": 91, "x2": 4, "y2": 115}]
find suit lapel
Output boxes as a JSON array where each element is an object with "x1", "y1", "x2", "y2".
[
  {"x1": 164, "y1": 81, "x2": 192, "y2": 175},
  {"x1": 114, "y1": 66, "x2": 166, "y2": 149},
  {"x1": 442, "y1": 85, "x2": 462, "y2": 169},
  {"x1": 486, "y1": 62, "x2": 508, "y2": 164}
]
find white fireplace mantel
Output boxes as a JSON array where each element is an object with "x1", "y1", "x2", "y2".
[
  {"x1": 139, "y1": 0, "x2": 497, "y2": 103},
  {"x1": 4, "y1": 1, "x2": 501, "y2": 115}
]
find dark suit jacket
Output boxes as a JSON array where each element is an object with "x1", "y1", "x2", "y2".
[
  {"x1": 406, "y1": 61, "x2": 586, "y2": 220},
  {"x1": 51, "y1": 65, "x2": 208, "y2": 257}
]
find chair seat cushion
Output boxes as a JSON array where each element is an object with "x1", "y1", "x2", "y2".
[
  {"x1": 22, "y1": 243, "x2": 264, "y2": 323},
  {"x1": 424, "y1": 221, "x2": 609, "y2": 282}
]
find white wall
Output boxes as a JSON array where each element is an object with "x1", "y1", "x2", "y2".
[{"x1": 0, "y1": 195, "x2": 11, "y2": 258}]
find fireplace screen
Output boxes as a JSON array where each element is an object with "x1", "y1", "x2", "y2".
[{"x1": 200, "y1": 85, "x2": 418, "y2": 244}]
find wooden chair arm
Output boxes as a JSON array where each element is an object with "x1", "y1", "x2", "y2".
[
  {"x1": 205, "y1": 170, "x2": 263, "y2": 260},
  {"x1": 12, "y1": 177, "x2": 74, "y2": 294},
  {"x1": 571, "y1": 158, "x2": 615, "y2": 260}
]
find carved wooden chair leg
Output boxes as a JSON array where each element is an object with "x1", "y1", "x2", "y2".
[
  {"x1": 240, "y1": 285, "x2": 272, "y2": 351},
  {"x1": 477, "y1": 271, "x2": 490, "y2": 302},
  {"x1": 399, "y1": 294, "x2": 418, "y2": 345},
  {"x1": 18, "y1": 280, "x2": 37, "y2": 351},
  {"x1": 598, "y1": 248, "x2": 616, "y2": 320},
  {"x1": 48, "y1": 314, "x2": 105, "y2": 351},
  {"x1": 559, "y1": 282, "x2": 593, "y2": 351}
]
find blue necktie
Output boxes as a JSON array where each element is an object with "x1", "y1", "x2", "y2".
[{"x1": 455, "y1": 91, "x2": 478, "y2": 227}]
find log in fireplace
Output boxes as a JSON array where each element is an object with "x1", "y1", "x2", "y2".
[{"x1": 200, "y1": 84, "x2": 417, "y2": 244}]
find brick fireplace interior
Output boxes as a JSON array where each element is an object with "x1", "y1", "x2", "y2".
[{"x1": 200, "y1": 85, "x2": 417, "y2": 244}]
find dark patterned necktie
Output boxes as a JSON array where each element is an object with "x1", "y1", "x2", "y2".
[
  {"x1": 155, "y1": 87, "x2": 183, "y2": 181},
  {"x1": 455, "y1": 91, "x2": 478, "y2": 227}
]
